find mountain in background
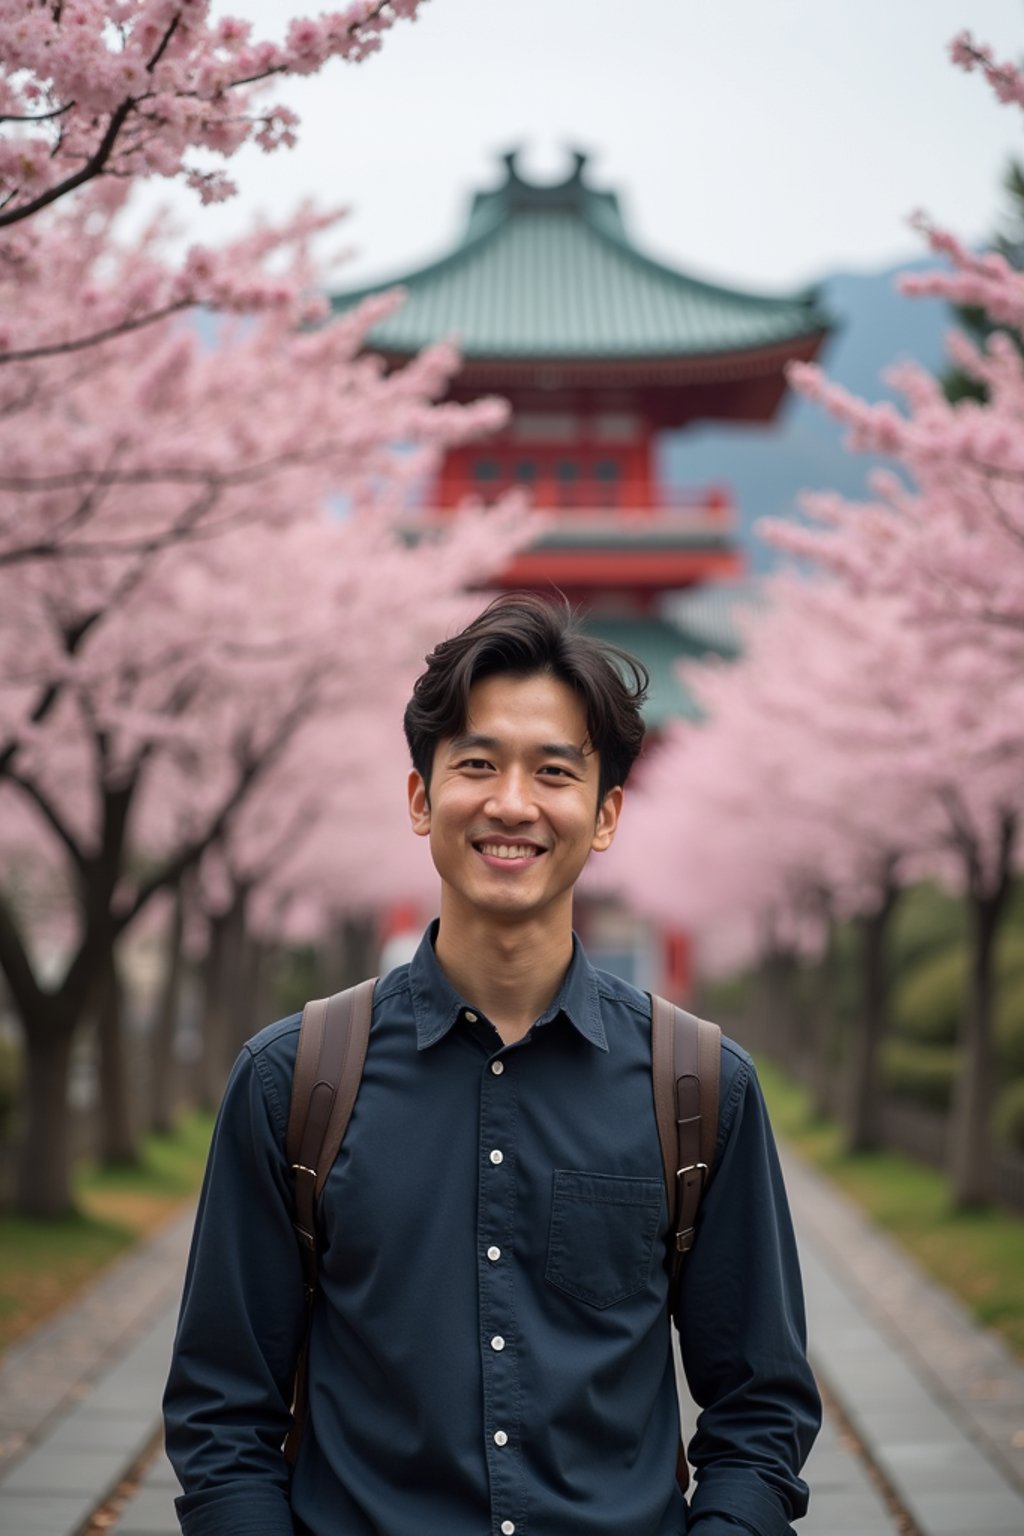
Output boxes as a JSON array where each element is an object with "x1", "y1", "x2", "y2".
[{"x1": 661, "y1": 258, "x2": 954, "y2": 574}]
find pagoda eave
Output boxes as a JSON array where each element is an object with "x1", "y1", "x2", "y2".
[
  {"x1": 373, "y1": 329, "x2": 829, "y2": 425},
  {"x1": 373, "y1": 330, "x2": 824, "y2": 387},
  {"x1": 487, "y1": 547, "x2": 743, "y2": 590}
]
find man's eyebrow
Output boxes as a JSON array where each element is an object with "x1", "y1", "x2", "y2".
[
  {"x1": 448, "y1": 732, "x2": 500, "y2": 754},
  {"x1": 537, "y1": 741, "x2": 589, "y2": 765},
  {"x1": 448, "y1": 733, "x2": 588, "y2": 765}
]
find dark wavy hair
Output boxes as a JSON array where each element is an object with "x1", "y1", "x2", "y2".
[{"x1": 403, "y1": 593, "x2": 649, "y2": 805}]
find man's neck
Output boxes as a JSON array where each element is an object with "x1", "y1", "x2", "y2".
[{"x1": 434, "y1": 902, "x2": 574, "y2": 1045}]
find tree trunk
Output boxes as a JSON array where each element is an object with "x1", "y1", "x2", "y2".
[
  {"x1": 1, "y1": 779, "x2": 133, "y2": 1214},
  {"x1": 16, "y1": 1024, "x2": 76, "y2": 1217},
  {"x1": 845, "y1": 880, "x2": 899, "y2": 1154},
  {"x1": 222, "y1": 886, "x2": 261, "y2": 1060},
  {"x1": 197, "y1": 911, "x2": 231, "y2": 1113},
  {"x1": 769, "y1": 947, "x2": 800, "y2": 1072},
  {"x1": 950, "y1": 814, "x2": 1016, "y2": 1208},
  {"x1": 809, "y1": 913, "x2": 838, "y2": 1121},
  {"x1": 150, "y1": 882, "x2": 187, "y2": 1136},
  {"x1": 229, "y1": 932, "x2": 264, "y2": 1060},
  {"x1": 96, "y1": 950, "x2": 139, "y2": 1167},
  {"x1": 332, "y1": 913, "x2": 378, "y2": 992}
]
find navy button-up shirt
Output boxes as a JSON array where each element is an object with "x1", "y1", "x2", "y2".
[{"x1": 164, "y1": 925, "x2": 819, "y2": 1536}]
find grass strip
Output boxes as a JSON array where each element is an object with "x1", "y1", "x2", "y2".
[
  {"x1": 0, "y1": 1111, "x2": 212, "y2": 1354},
  {"x1": 758, "y1": 1059, "x2": 1024, "y2": 1360}
]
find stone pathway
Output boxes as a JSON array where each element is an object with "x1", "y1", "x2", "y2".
[
  {"x1": 0, "y1": 1154, "x2": 1021, "y2": 1535},
  {"x1": 783, "y1": 1152, "x2": 1024, "y2": 1499},
  {"x1": 0, "y1": 1207, "x2": 194, "y2": 1476},
  {"x1": 784, "y1": 1151, "x2": 1024, "y2": 1535}
]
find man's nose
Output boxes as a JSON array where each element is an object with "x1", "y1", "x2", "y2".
[{"x1": 484, "y1": 769, "x2": 539, "y2": 823}]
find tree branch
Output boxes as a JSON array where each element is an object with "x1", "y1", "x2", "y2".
[
  {"x1": 0, "y1": 887, "x2": 45, "y2": 1026},
  {"x1": 0, "y1": 98, "x2": 135, "y2": 228},
  {"x1": 0, "y1": 299, "x2": 191, "y2": 365},
  {"x1": 6, "y1": 767, "x2": 88, "y2": 870},
  {"x1": 0, "y1": 101, "x2": 74, "y2": 124}
]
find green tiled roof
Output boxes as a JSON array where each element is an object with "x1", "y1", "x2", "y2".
[
  {"x1": 585, "y1": 614, "x2": 717, "y2": 729},
  {"x1": 331, "y1": 151, "x2": 829, "y2": 362},
  {"x1": 666, "y1": 581, "x2": 768, "y2": 657}
]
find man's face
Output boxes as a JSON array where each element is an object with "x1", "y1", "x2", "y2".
[{"x1": 408, "y1": 671, "x2": 623, "y2": 929}]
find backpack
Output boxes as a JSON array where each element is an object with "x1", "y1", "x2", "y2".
[{"x1": 284, "y1": 979, "x2": 721, "y2": 1471}]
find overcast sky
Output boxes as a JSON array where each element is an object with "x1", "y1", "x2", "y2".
[{"x1": 143, "y1": 1, "x2": 1024, "y2": 294}]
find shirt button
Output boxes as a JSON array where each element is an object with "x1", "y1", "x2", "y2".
[
  {"x1": 501, "y1": 1523, "x2": 515, "y2": 1534},
  {"x1": 490, "y1": 1059, "x2": 505, "y2": 1075},
  {"x1": 490, "y1": 1335, "x2": 505, "y2": 1352},
  {"x1": 489, "y1": 1149, "x2": 504, "y2": 1165},
  {"x1": 486, "y1": 1245, "x2": 501, "y2": 1262},
  {"x1": 494, "y1": 1429, "x2": 509, "y2": 1446},
  {"x1": 465, "y1": 1010, "x2": 478, "y2": 1023}
]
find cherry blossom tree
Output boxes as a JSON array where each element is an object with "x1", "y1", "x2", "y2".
[
  {"x1": 1, "y1": 458, "x2": 534, "y2": 1212},
  {"x1": 0, "y1": 189, "x2": 541, "y2": 1214},
  {"x1": 606, "y1": 577, "x2": 945, "y2": 1152},
  {"x1": 760, "y1": 354, "x2": 1024, "y2": 1200},
  {"x1": 0, "y1": 3, "x2": 548, "y2": 1219},
  {"x1": 643, "y1": 25, "x2": 1024, "y2": 1205},
  {"x1": 0, "y1": 0, "x2": 425, "y2": 227},
  {"x1": 0, "y1": 0, "x2": 545, "y2": 1219}
]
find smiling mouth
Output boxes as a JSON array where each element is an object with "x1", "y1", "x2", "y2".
[{"x1": 475, "y1": 842, "x2": 544, "y2": 861}]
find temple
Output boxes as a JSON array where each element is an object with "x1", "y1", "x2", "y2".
[{"x1": 331, "y1": 151, "x2": 831, "y2": 989}]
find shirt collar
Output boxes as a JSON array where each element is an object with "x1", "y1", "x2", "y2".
[{"x1": 408, "y1": 920, "x2": 608, "y2": 1053}]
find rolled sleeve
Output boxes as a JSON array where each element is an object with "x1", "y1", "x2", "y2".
[
  {"x1": 676, "y1": 1047, "x2": 821, "y2": 1536},
  {"x1": 163, "y1": 1031, "x2": 306, "y2": 1536}
]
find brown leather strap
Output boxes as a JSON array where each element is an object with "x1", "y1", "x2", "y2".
[
  {"x1": 651, "y1": 994, "x2": 678, "y2": 1226},
  {"x1": 313, "y1": 978, "x2": 376, "y2": 1199},
  {"x1": 284, "y1": 978, "x2": 376, "y2": 1465},
  {"x1": 672, "y1": 1002, "x2": 704, "y2": 1259},
  {"x1": 696, "y1": 1015, "x2": 721, "y2": 1170},
  {"x1": 651, "y1": 995, "x2": 722, "y2": 1494},
  {"x1": 650, "y1": 995, "x2": 722, "y2": 1272}
]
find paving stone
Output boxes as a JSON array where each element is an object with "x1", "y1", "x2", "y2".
[
  {"x1": 883, "y1": 1441, "x2": 1005, "y2": 1492},
  {"x1": 1, "y1": 1446, "x2": 128, "y2": 1496},
  {"x1": 905, "y1": 1488, "x2": 1024, "y2": 1535},
  {"x1": 0, "y1": 1490, "x2": 96, "y2": 1533},
  {"x1": 113, "y1": 1484, "x2": 179, "y2": 1535},
  {"x1": 39, "y1": 1412, "x2": 151, "y2": 1456},
  {"x1": 799, "y1": 1411, "x2": 894, "y2": 1535},
  {"x1": 141, "y1": 1452, "x2": 180, "y2": 1490},
  {"x1": 802, "y1": 1492, "x2": 894, "y2": 1534}
]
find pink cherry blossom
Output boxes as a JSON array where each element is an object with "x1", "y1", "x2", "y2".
[{"x1": 0, "y1": 0, "x2": 427, "y2": 227}]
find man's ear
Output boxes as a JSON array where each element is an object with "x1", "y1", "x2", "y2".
[
  {"x1": 591, "y1": 785, "x2": 623, "y2": 853},
  {"x1": 408, "y1": 771, "x2": 431, "y2": 838}
]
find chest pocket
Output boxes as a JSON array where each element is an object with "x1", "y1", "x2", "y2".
[{"x1": 545, "y1": 1169, "x2": 664, "y2": 1310}]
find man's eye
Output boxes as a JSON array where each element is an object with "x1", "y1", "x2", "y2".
[
  {"x1": 539, "y1": 765, "x2": 573, "y2": 778},
  {"x1": 459, "y1": 758, "x2": 492, "y2": 771}
]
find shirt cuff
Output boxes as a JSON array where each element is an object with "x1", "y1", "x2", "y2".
[
  {"x1": 687, "y1": 1518, "x2": 757, "y2": 1535},
  {"x1": 175, "y1": 1482, "x2": 294, "y2": 1536},
  {"x1": 689, "y1": 1471, "x2": 798, "y2": 1536}
]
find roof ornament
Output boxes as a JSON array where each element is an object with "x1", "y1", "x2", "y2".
[
  {"x1": 500, "y1": 148, "x2": 522, "y2": 186},
  {"x1": 495, "y1": 146, "x2": 594, "y2": 212},
  {"x1": 568, "y1": 148, "x2": 589, "y2": 184}
]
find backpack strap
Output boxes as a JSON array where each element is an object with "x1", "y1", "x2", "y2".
[
  {"x1": 651, "y1": 996, "x2": 721, "y2": 1302},
  {"x1": 284, "y1": 978, "x2": 376, "y2": 1465}
]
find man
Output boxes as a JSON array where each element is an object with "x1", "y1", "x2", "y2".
[{"x1": 164, "y1": 593, "x2": 820, "y2": 1536}]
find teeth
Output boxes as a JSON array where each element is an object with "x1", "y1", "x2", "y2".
[{"x1": 479, "y1": 843, "x2": 540, "y2": 860}]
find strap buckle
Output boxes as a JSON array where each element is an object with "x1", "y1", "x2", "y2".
[
  {"x1": 291, "y1": 1163, "x2": 318, "y2": 1251},
  {"x1": 674, "y1": 1162, "x2": 708, "y2": 1254},
  {"x1": 676, "y1": 1160, "x2": 708, "y2": 1186}
]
